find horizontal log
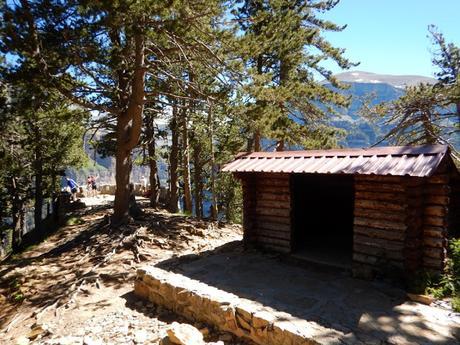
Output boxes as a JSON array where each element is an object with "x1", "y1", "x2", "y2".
[
  {"x1": 354, "y1": 217, "x2": 407, "y2": 231},
  {"x1": 423, "y1": 257, "x2": 443, "y2": 270},
  {"x1": 353, "y1": 208, "x2": 406, "y2": 222},
  {"x1": 355, "y1": 191, "x2": 406, "y2": 202},
  {"x1": 257, "y1": 214, "x2": 290, "y2": 224},
  {"x1": 353, "y1": 253, "x2": 379, "y2": 265},
  {"x1": 256, "y1": 199, "x2": 290, "y2": 210},
  {"x1": 424, "y1": 216, "x2": 447, "y2": 227},
  {"x1": 257, "y1": 178, "x2": 290, "y2": 187},
  {"x1": 256, "y1": 236, "x2": 290, "y2": 248},
  {"x1": 257, "y1": 243, "x2": 290, "y2": 254},
  {"x1": 424, "y1": 205, "x2": 448, "y2": 217},
  {"x1": 423, "y1": 226, "x2": 447, "y2": 238},
  {"x1": 354, "y1": 225, "x2": 405, "y2": 241},
  {"x1": 355, "y1": 175, "x2": 402, "y2": 183},
  {"x1": 256, "y1": 207, "x2": 290, "y2": 218},
  {"x1": 354, "y1": 182, "x2": 405, "y2": 193},
  {"x1": 354, "y1": 243, "x2": 404, "y2": 261},
  {"x1": 256, "y1": 221, "x2": 290, "y2": 232},
  {"x1": 424, "y1": 195, "x2": 449, "y2": 206},
  {"x1": 256, "y1": 186, "x2": 290, "y2": 194},
  {"x1": 428, "y1": 174, "x2": 450, "y2": 184},
  {"x1": 423, "y1": 247, "x2": 445, "y2": 259},
  {"x1": 354, "y1": 199, "x2": 407, "y2": 212},
  {"x1": 424, "y1": 185, "x2": 450, "y2": 196},
  {"x1": 404, "y1": 177, "x2": 425, "y2": 187},
  {"x1": 256, "y1": 192, "x2": 290, "y2": 202},
  {"x1": 354, "y1": 234, "x2": 404, "y2": 251},
  {"x1": 423, "y1": 237, "x2": 445, "y2": 249},
  {"x1": 255, "y1": 228, "x2": 291, "y2": 240},
  {"x1": 255, "y1": 172, "x2": 290, "y2": 180}
]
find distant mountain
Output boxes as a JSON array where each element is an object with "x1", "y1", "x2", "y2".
[
  {"x1": 325, "y1": 71, "x2": 438, "y2": 148},
  {"x1": 333, "y1": 71, "x2": 436, "y2": 89}
]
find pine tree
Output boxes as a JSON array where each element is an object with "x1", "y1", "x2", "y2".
[
  {"x1": 232, "y1": 0, "x2": 356, "y2": 151},
  {"x1": 1, "y1": 0, "x2": 226, "y2": 224}
]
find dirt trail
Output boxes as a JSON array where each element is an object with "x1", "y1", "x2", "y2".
[{"x1": 0, "y1": 198, "x2": 246, "y2": 345}]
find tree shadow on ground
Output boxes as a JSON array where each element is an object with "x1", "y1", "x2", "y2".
[
  {"x1": 0, "y1": 204, "x2": 235, "y2": 334},
  {"x1": 155, "y1": 243, "x2": 460, "y2": 345}
]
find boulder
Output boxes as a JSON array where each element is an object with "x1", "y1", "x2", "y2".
[{"x1": 166, "y1": 322, "x2": 205, "y2": 345}]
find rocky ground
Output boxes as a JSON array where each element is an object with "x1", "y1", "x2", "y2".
[{"x1": 0, "y1": 197, "x2": 251, "y2": 345}]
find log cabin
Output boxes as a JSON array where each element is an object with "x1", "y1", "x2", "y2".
[{"x1": 222, "y1": 144, "x2": 460, "y2": 279}]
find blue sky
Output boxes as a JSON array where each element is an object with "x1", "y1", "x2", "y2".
[{"x1": 320, "y1": 0, "x2": 460, "y2": 77}]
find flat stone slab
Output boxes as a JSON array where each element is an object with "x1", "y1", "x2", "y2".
[{"x1": 135, "y1": 250, "x2": 460, "y2": 345}]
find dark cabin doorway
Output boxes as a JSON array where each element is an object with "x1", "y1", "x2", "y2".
[{"x1": 291, "y1": 174, "x2": 355, "y2": 268}]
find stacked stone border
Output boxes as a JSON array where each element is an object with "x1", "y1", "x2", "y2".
[{"x1": 134, "y1": 266, "x2": 347, "y2": 345}]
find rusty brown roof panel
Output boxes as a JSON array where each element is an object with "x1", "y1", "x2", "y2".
[{"x1": 222, "y1": 144, "x2": 450, "y2": 177}]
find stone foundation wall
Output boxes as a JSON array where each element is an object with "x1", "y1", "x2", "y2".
[{"x1": 135, "y1": 266, "x2": 344, "y2": 345}]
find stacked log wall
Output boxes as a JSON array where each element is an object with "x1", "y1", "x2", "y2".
[
  {"x1": 252, "y1": 173, "x2": 291, "y2": 253},
  {"x1": 352, "y1": 175, "x2": 420, "y2": 276},
  {"x1": 240, "y1": 174, "x2": 257, "y2": 245},
  {"x1": 422, "y1": 169, "x2": 450, "y2": 272},
  {"x1": 447, "y1": 172, "x2": 460, "y2": 238},
  {"x1": 404, "y1": 178, "x2": 425, "y2": 272}
]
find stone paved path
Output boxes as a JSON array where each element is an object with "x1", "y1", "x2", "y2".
[{"x1": 159, "y1": 248, "x2": 460, "y2": 345}]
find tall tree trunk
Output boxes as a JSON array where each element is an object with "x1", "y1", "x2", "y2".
[
  {"x1": 168, "y1": 104, "x2": 179, "y2": 213},
  {"x1": 208, "y1": 102, "x2": 218, "y2": 220},
  {"x1": 180, "y1": 106, "x2": 193, "y2": 213},
  {"x1": 252, "y1": 54, "x2": 264, "y2": 152},
  {"x1": 113, "y1": 29, "x2": 145, "y2": 225},
  {"x1": 253, "y1": 131, "x2": 261, "y2": 151},
  {"x1": 192, "y1": 142, "x2": 203, "y2": 219},
  {"x1": 275, "y1": 140, "x2": 285, "y2": 151},
  {"x1": 11, "y1": 177, "x2": 24, "y2": 251},
  {"x1": 33, "y1": 125, "x2": 43, "y2": 231},
  {"x1": 146, "y1": 114, "x2": 160, "y2": 207},
  {"x1": 275, "y1": 57, "x2": 289, "y2": 151}
]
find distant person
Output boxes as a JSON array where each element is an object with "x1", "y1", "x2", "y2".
[
  {"x1": 90, "y1": 175, "x2": 99, "y2": 197},
  {"x1": 65, "y1": 176, "x2": 79, "y2": 202},
  {"x1": 86, "y1": 176, "x2": 92, "y2": 197},
  {"x1": 140, "y1": 175, "x2": 147, "y2": 193}
]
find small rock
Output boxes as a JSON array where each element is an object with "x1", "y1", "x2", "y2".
[
  {"x1": 199, "y1": 327, "x2": 210, "y2": 336},
  {"x1": 218, "y1": 333, "x2": 233, "y2": 342},
  {"x1": 407, "y1": 293, "x2": 433, "y2": 305},
  {"x1": 167, "y1": 322, "x2": 205, "y2": 345},
  {"x1": 82, "y1": 335, "x2": 103, "y2": 345},
  {"x1": 15, "y1": 336, "x2": 30, "y2": 345},
  {"x1": 133, "y1": 329, "x2": 148, "y2": 344},
  {"x1": 47, "y1": 336, "x2": 82, "y2": 345},
  {"x1": 160, "y1": 337, "x2": 174, "y2": 345},
  {"x1": 28, "y1": 324, "x2": 47, "y2": 340}
]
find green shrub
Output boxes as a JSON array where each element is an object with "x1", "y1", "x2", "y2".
[
  {"x1": 420, "y1": 239, "x2": 460, "y2": 311},
  {"x1": 451, "y1": 296, "x2": 460, "y2": 312},
  {"x1": 66, "y1": 216, "x2": 85, "y2": 225}
]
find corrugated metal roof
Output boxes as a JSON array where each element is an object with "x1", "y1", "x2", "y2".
[{"x1": 222, "y1": 145, "x2": 450, "y2": 177}]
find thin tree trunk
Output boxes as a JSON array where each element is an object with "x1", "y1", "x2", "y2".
[
  {"x1": 33, "y1": 125, "x2": 43, "y2": 231},
  {"x1": 276, "y1": 57, "x2": 289, "y2": 151},
  {"x1": 252, "y1": 54, "x2": 264, "y2": 152},
  {"x1": 275, "y1": 140, "x2": 285, "y2": 151},
  {"x1": 168, "y1": 104, "x2": 179, "y2": 213},
  {"x1": 146, "y1": 114, "x2": 160, "y2": 207},
  {"x1": 113, "y1": 29, "x2": 145, "y2": 225},
  {"x1": 192, "y1": 142, "x2": 203, "y2": 219},
  {"x1": 11, "y1": 177, "x2": 24, "y2": 251},
  {"x1": 181, "y1": 106, "x2": 193, "y2": 213},
  {"x1": 253, "y1": 131, "x2": 261, "y2": 152},
  {"x1": 208, "y1": 101, "x2": 218, "y2": 220}
]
